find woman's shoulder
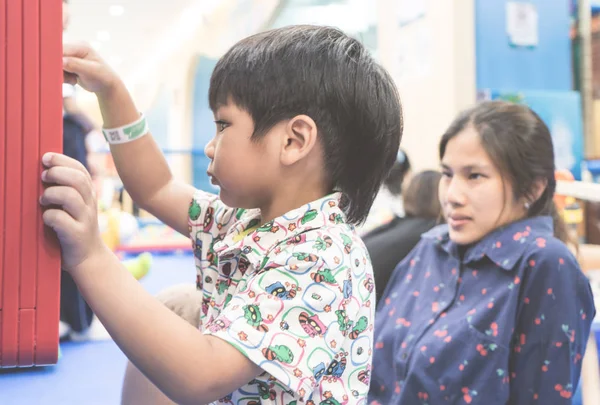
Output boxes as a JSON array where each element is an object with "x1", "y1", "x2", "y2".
[
  {"x1": 518, "y1": 232, "x2": 588, "y2": 293},
  {"x1": 519, "y1": 229, "x2": 577, "y2": 266}
]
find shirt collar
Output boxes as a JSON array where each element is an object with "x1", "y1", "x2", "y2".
[
  {"x1": 213, "y1": 192, "x2": 347, "y2": 268},
  {"x1": 422, "y1": 216, "x2": 554, "y2": 270}
]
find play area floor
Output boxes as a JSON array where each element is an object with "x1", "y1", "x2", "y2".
[{"x1": 0, "y1": 254, "x2": 193, "y2": 405}]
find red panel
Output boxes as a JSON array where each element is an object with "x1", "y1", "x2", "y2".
[
  {"x1": 20, "y1": 0, "x2": 41, "y2": 310},
  {"x1": 35, "y1": 0, "x2": 62, "y2": 366},
  {"x1": 0, "y1": 310, "x2": 3, "y2": 366},
  {"x1": 2, "y1": 0, "x2": 24, "y2": 368},
  {"x1": 0, "y1": 0, "x2": 6, "y2": 312},
  {"x1": 0, "y1": 0, "x2": 61, "y2": 369},
  {"x1": 18, "y1": 309, "x2": 35, "y2": 367}
]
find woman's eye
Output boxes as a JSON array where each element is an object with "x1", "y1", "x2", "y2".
[{"x1": 469, "y1": 173, "x2": 482, "y2": 180}]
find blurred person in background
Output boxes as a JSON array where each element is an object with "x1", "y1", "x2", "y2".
[
  {"x1": 363, "y1": 170, "x2": 442, "y2": 300},
  {"x1": 360, "y1": 149, "x2": 411, "y2": 234}
]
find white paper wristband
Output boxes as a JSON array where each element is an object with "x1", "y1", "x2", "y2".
[{"x1": 102, "y1": 114, "x2": 149, "y2": 144}]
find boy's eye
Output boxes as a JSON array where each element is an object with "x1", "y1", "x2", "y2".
[
  {"x1": 441, "y1": 171, "x2": 452, "y2": 178},
  {"x1": 214, "y1": 120, "x2": 229, "y2": 132},
  {"x1": 469, "y1": 173, "x2": 482, "y2": 180}
]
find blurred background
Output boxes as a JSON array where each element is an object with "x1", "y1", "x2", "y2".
[{"x1": 65, "y1": 0, "x2": 600, "y2": 192}]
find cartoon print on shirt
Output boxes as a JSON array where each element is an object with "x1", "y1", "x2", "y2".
[{"x1": 189, "y1": 192, "x2": 375, "y2": 404}]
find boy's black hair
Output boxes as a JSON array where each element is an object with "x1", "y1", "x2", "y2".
[{"x1": 209, "y1": 25, "x2": 403, "y2": 224}]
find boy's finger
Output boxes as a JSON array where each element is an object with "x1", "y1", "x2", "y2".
[
  {"x1": 42, "y1": 166, "x2": 94, "y2": 206},
  {"x1": 62, "y1": 56, "x2": 99, "y2": 76},
  {"x1": 40, "y1": 187, "x2": 86, "y2": 223},
  {"x1": 42, "y1": 208, "x2": 77, "y2": 235},
  {"x1": 42, "y1": 153, "x2": 90, "y2": 177},
  {"x1": 63, "y1": 42, "x2": 93, "y2": 59}
]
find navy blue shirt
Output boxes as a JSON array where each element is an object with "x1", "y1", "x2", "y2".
[{"x1": 368, "y1": 216, "x2": 595, "y2": 404}]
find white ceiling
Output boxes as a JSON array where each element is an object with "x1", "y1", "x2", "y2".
[{"x1": 64, "y1": 0, "x2": 200, "y2": 81}]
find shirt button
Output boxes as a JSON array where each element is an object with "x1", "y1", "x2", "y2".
[{"x1": 401, "y1": 353, "x2": 408, "y2": 360}]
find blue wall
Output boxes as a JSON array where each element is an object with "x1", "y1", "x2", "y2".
[
  {"x1": 145, "y1": 85, "x2": 171, "y2": 150},
  {"x1": 476, "y1": 0, "x2": 584, "y2": 179},
  {"x1": 475, "y1": 0, "x2": 572, "y2": 91},
  {"x1": 191, "y1": 56, "x2": 219, "y2": 192}
]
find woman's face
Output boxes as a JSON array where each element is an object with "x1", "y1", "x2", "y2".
[{"x1": 439, "y1": 126, "x2": 528, "y2": 245}]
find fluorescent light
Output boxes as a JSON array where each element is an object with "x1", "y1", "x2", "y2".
[
  {"x1": 126, "y1": 0, "x2": 221, "y2": 86},
  {"x1": 109, "y1": 5, "x2": 125, "y2": 16},
  {"x1": 96, "y1": 30, "x2": 111, "y2": 41}
]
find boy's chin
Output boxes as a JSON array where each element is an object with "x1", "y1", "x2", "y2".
[
  {"x1": 218, "y1": 188, "x2": 262, "y2": 211},
  {"x1": 217, "y1": 189, "x2": 242, "y2": 209}
]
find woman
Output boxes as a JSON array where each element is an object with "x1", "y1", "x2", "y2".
[
  {"x1": 368, "y1": 101, "x2": 595, "y2": 404},
  {"x1": 363, "y1": 170, "x2": 442, "y2": 299}
]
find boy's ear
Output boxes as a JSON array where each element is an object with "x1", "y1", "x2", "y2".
[{"x1": 280, "y1": 114, "x2": 318, "y2": 166}]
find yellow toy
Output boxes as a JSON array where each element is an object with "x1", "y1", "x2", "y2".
[{"x1": 99, "y1": 202, "x2": 151, "y2": 281}]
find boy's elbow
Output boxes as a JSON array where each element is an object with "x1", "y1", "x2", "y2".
[
  {"x1": 165, "y1": 386, "x2": 207, "y2": 405},
  {"x1": 165, "y1": 373, "x2": 219, "y2": 405}
]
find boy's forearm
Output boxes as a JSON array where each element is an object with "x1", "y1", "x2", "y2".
[
  {"x1": 96, "y1": 82, "x2": 173, "y2": 209},
  {"x1": 71, "y1": 248, "x2": 215, "y2": 403}
]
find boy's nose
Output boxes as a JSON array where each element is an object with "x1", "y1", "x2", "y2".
[{"x1": 204, "y1": 138, "x2": 215, "y2": 160}]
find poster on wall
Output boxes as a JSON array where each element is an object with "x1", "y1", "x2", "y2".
[
  {"x1": 478, "y1": 89, "x2": 585, "y2": 179},
  {"x1": 396, "y1": 0, "x2": 431, "y2": 81},
  {"x1": 506, "y1": 1, "x2": 538, "y2": 47}
]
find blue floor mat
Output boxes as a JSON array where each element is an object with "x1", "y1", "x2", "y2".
[{"x1": 0, "y1": 253, "x2": 194, "y2": 405}]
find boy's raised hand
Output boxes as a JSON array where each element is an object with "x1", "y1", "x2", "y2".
[
  {"x1": 63, "y1": 42, "x2": 121, "y2": 96},
  {"x1": 40, "y1": 153, "x2": 107, "y2": 273}
]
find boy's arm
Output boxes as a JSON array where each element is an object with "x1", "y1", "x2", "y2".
[
  {"x1": 99, "y1": 82, "x2": 196, "y2": 236},
  {"x1": 74, "y1": 247, "x2": 262, "y2": 405},
  {"x1": 63, "y1": 46, "x2": 195, "y2": 235}
]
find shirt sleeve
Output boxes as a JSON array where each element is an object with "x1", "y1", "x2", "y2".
[
  {"x1": 188, "y1": 190, "x2": 240, "y2": 265},
  {"x1": 508, "y1": 239, "x2": 596, "y2": 404},
  {"x1": 205, "y1": 231, "x2": 373, "y2": 399}
]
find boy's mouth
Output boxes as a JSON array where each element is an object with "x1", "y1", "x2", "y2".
[{"x1": 207, "y1": 172, "x2": 219, "y2": 186}]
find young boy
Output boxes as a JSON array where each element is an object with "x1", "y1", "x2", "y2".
[{"x1": 42, "y1": 25, "x2": 402, "y2": 404}]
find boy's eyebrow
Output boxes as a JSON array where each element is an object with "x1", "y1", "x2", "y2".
[{"x1": 212, "y1": 106, "x2": 225, "y2": 117}]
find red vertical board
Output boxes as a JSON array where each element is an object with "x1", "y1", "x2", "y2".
[
  {"x1": 2, "y1": 0, "x2": 24, "y2": 368},
  {"x1": 18, "y1": 309, "x2": 35, "y2": 367},
  {"x1": 0, "y1": 0, "x2": 6, "y2": 318},
  {"x1": 0, "y1": 311, "x2": 2, "y2": 365},
  {"x1": 35, "y1": 0, "x2": 62, "y2": 366},
  {"x1": 0, "y1": 0, "x2": 61, "y2": 368},
  {"x1": 21, "y1": 0, "x2": 41, "y2": 311}
]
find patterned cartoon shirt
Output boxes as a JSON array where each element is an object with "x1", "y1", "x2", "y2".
[
  {"x1": 368, "y1": 216, "x2": 595, "y2": 405},
  {"x1": 189, "y1": 191, "x2": 375, "y2": 405}
]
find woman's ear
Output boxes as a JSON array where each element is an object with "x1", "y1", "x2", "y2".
[{"x1": 525, "y1": 178, "x2": 549, "y2": 207}]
